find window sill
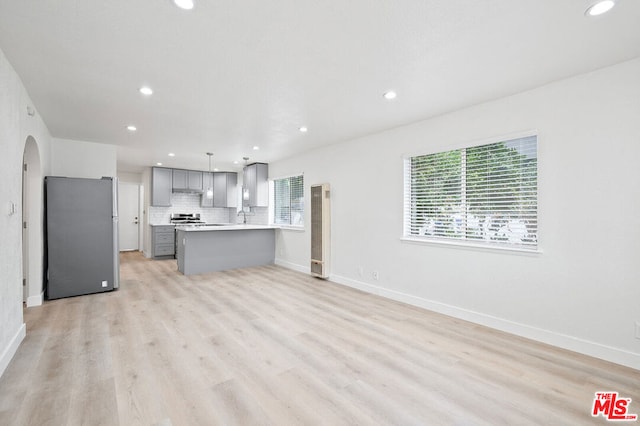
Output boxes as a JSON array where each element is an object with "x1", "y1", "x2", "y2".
[
  {"x1": 400, "y1": 236, "x2": 542, "y2": 255},
  {"x1": 276, "y1": 225, "x2": 305, "y2": 232}
]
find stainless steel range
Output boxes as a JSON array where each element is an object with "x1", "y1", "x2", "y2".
[{"x1": 170, "y1": 213, "x2": 205, "y2": 258}]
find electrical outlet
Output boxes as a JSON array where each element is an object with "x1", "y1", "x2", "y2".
[
  {"x1": 635, "y1": 321, "x2": 640, "y2": 340},
  {"x1": 372, "y1": 271, "x2": 379, "y2": 281},
  {"x1": 101, "y1": 280, "x2": 108, "y2": 288}
]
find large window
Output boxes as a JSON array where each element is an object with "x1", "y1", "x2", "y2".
[
  {"x1": 273, "y1": 174, "x2": 304, "y2": 227},
  {"x1": 403, "y1": 135, "x2": 538, "y2": 250}
]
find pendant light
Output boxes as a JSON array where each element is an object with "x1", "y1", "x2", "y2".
[
  {"x1": 242, "y1": 157, "x2": 250, "y2": 201},
  {"x1": 206, "y1": 152, "x2": 214, "y2": 199}
]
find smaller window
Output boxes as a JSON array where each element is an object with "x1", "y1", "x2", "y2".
[{"x1": 273, "y1": 174, "x2": 304, "y2": 227}]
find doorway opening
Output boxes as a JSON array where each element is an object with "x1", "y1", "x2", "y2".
[
  {"x1": 118, "y1": 181, "x2": 141, "y2": 251},
  {"x1": 22, "y1": 136, "x2": 43, "y2": 306}
]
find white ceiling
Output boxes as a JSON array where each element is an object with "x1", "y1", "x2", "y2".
[{"x1": 1, "y1": 1, "x2": 639, "y2": 173}]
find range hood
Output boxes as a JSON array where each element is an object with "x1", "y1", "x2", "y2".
[{"x1": 172, "y1": 187, "x2": 203, "y2": 194}]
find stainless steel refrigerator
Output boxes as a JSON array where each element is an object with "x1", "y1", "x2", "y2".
[{"x1": 44, "y1": 176, "x2": 119, "y2": 299}]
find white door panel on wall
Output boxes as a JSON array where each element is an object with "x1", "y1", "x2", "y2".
[{"x1": 119, "y1": 182, "x2": 140, "y2": 251}]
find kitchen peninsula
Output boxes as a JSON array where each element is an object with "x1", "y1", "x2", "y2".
[{"x1": 175, "y1": 224, "x2": 277, "y2": 275}]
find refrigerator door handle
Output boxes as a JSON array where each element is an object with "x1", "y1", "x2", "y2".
[
  {"x1": 112, "y1": 177, "x2": 120, "y2": 289},
  {"x1": 112, "y1": 177, "x2": 119, "y2": 217},
  {"x1": 113, "y1": 216, "x2": 120, "y2": 289}
]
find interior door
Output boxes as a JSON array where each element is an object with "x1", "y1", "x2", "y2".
[{"x1": 118, "y1": 182, "x2": 140, "y2": 251}]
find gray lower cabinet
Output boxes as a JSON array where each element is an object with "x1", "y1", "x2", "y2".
[
  {"x1": 151, "y1": 225, "x2": 175, "y2": 258},
  {"x1": 151, "y1": 167, "x2": 172, "y2": 207},
  {"x1": 177, "y1": 228, "x2": 275, "y2": 275},
  {"x1": 213, "y1": 172, "x2": 238, "y2": 208}
]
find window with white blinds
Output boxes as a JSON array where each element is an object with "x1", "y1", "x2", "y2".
[
  {"x1": 403, "y1": 135, "x2": 538, "y2": 250},
  {"x1": 273, "y1": 174, "x2": 304, "y2": 227}
]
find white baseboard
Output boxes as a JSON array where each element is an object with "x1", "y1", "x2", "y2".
[
  {"x1": 276, "y1": 260, "x2": 640, "y2": 370},
  {"x1": 275, "y1": 258, "x2": 309, "y2": 274},
  {"x1": 0, "y1": 323, "x2": 26, "y2": 378},
  {"x1": 26, "y1": 291, "x2": 43, "y2": 307}
]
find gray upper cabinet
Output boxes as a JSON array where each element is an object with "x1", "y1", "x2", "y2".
[
  {"x1": 213, "y1": 172, "x2": 238, "y2": 208},
  {"x1": 242, "y1": 163, "x2": 255, "y2": 207},
  {"x1": 173, "y1": 169, "x2": 203, "y2": 192},
  {"x1": 188, "y1": 171, "x2": 203, "y2": 191},
  {"x1": 151, "y1": 167, "x2": 172, "y2": 207},
  {"x1": 201, "y1": 172, "x2": 214, "y2": 207},
  {"x1": 243, "y1": 163, "x2": 268, "y2": 207},
  {"x1": 201, "y1": 171, "x2": 237, "y2": 208},
  {"x1": 172, "y1": 169, "x2": 187, "y2": 191}
]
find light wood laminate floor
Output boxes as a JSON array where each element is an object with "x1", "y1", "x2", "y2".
[{"x1": 1, "y1": 252, "x2": 638, "y2": 425}]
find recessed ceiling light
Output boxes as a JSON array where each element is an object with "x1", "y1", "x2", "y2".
[
  {"x1": 139, "y1": 86, "x2": 153, "y2": 96},
  {"x1": 299, "y1": 126, "x2": 308, "y2": 133},
  {"x1": 127, "y1": 125, "x2": 137, "y2": 131},
  {"x1": 173, "y1": 0, "x2": 194, "y2": 10},
  {"x1": 168, "y1": 153, "x2": 175, "y2": 157},
  {"x1": 253, "y1": 146, "x2": 260, "y2": 150},
  {"x1": 213, "y1": 168, "x2": 219, "y2": 172},
  {"x1": 233, "y1": 161, "x2": 239, "y2": 164},
  {"x1": 585, "y1": 0, "x2": 616, "y2": 16},
  {"x1": 383, "y1": 91, "x2": 397, "y2": 100},
  {"x1": 156, "y1": 162, "x2": 163, "y2": 166}
]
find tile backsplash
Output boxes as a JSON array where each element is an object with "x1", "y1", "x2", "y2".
[
  {"x1": 149, "y1": 193, "x2": 233, "y2": 224},
  {"x1": 149, "y1": 192, "x2": 268, "y2": 225},
  {"x1": 236, "y1": 207, "x2": 268, "y2": 225}
]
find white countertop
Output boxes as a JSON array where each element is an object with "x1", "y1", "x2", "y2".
[{"x1": 175, "y1": 224, "x2": 279, "y2": 232}]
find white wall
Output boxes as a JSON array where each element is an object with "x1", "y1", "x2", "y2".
[
  {"x1": 0, "y1": 47, "x2": 52, "y2": 377},
  {"x1": 117, "y1": 171, "x2": 142, "y2": 184},
  {"x1": 270, "y1": 58, "x2": 640, "y2": 369},
  {"x1": 51, "y1": 138, "x2": 116, "y2": 178}
]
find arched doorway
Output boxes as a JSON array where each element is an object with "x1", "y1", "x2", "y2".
[{"x1": 22, "y1": 136, "x2": 43, "y2": 306}]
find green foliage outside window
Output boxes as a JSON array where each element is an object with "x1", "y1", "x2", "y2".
[
  {"x1": 274, "y1": 175, "x2": 304, "y2": 226},
  {"x1": 408, "y1": 136, "x2": 537, "y2": 248}
]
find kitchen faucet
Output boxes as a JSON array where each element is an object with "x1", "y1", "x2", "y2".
[{"x1": 237, "y1": 209, "x2": 247, "y2": 224}]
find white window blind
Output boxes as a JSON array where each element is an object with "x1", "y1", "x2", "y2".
[
  {"x1": 273, "y1": 174, "x2": 304, "y2": 226},
  {"x1": 403, "y1": 135, "x2": 538, "y2": 250}
]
